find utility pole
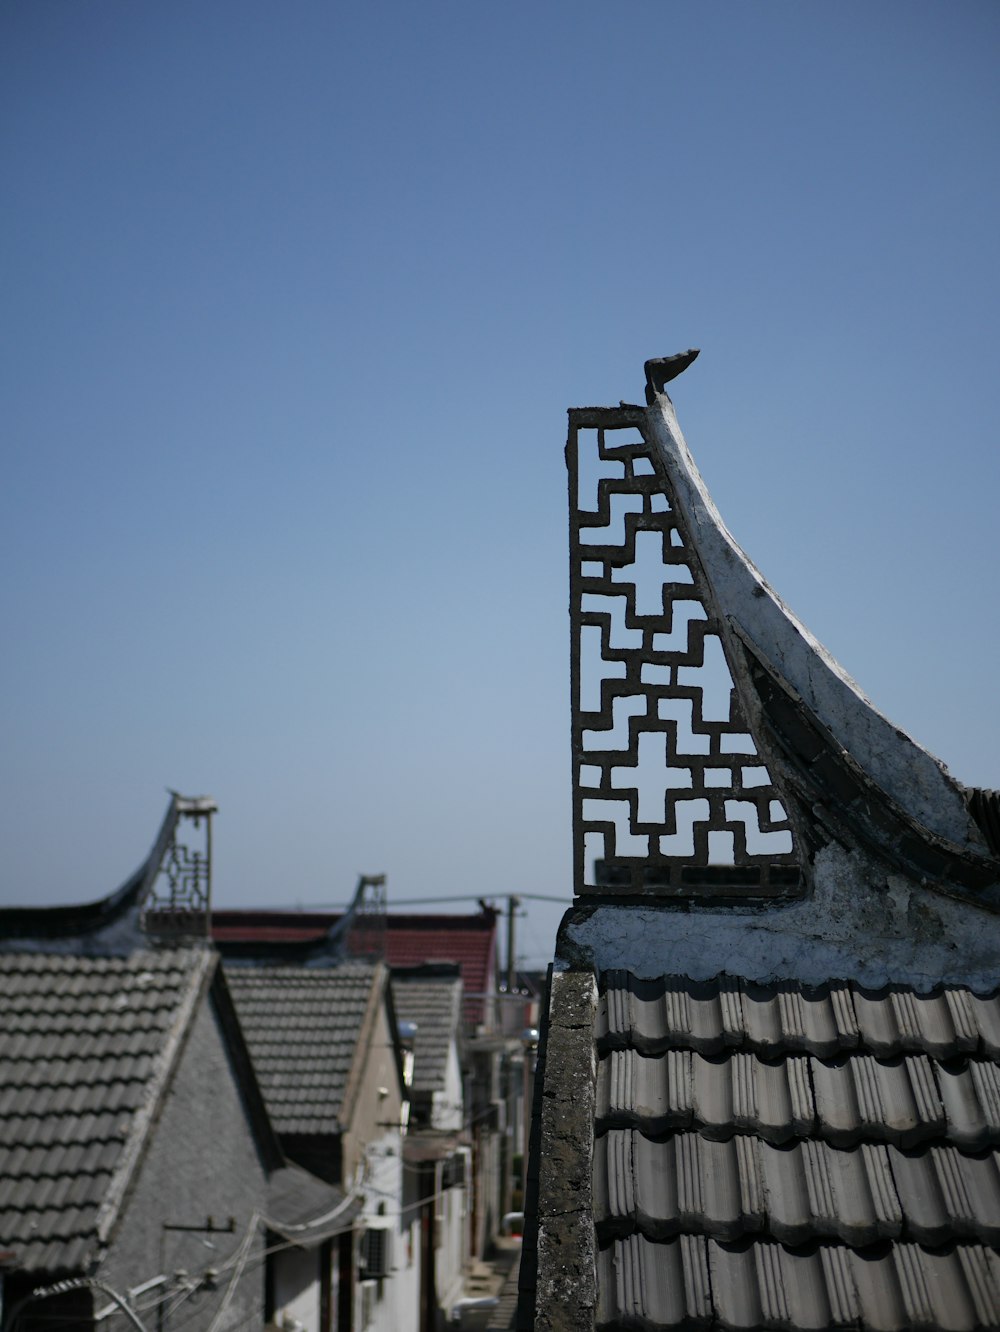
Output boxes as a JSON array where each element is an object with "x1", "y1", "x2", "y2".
[{"x1": 506, "y1": 895, "x2": 521, "y2": 993}]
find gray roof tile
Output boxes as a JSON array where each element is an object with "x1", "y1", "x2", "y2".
[
  {"x1": 596, "y1": 1130, "x2": 1000, "y2": 1249},
  {"x1": 596, "y1": 1047, "x2": 1000, "y2": 1149},
  {"x1": 597, "y1": 1234, "x2": 1000, "y2": 1331},
  {"x1": 599, "y1": 973, "x2": 1000, "y2": 1061},
  {"x1": 223, "y1": 959, "x2": 377, "y2": 1137},
  {"x1": 0, "y1": 948, "x2": 206, "y2": 1273},
  {"x1": 592, "y1": 971, "x2": 1000, "y2": 1331}
]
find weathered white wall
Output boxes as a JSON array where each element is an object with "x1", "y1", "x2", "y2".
[
  {"x1": 355, "y1": 1130, "x2": 419, "y2": 1332},
  {"x1": 342, "y1": 996, "x2": 405, "y2": 1186},
  {"x1": 431, "y1": 1043, "x2": 464, "y2": 1131},
  {"x1": 101, "y1": 985, "x2": 269, "y2": 1331},
  {"x1": 435, "y1": 1171, "x2": 469, "y2": 1315},
  {"x1": 562, "y1": 840, "x2": 1000, "y2": 989}
]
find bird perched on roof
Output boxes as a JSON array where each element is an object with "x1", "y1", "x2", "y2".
[{"x1": 644, "y1": 348, "x2": 700, "y2": 404}]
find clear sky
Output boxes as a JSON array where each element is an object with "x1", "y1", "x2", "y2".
[{"x1": 3, "y1": 2, "x2": 999, "y2": 967}]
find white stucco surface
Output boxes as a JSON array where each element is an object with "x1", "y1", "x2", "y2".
[
  {"x1": 563, "y1": 842, "x2": 1000, "y2": 991},
  {"x1": 357, "y1": 1131, "x2": 419, "y2": 1332}
]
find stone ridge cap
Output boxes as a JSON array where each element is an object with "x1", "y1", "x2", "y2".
[{"x1": 557, "y1": 839, "x2": 1000, "y2": 994}]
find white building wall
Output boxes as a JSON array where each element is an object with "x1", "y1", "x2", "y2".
[
  {"x1": 434, "y1": 1155, "x2": 471, "y2": 1316},
  {"x1": 430, "y1": 1043, "x2": 464, "y2": 1132},
  {"x1": 355, "y1": 1128, "x2": 420, "y2": 1332}
]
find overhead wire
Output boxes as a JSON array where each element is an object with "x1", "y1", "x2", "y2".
[
  {"x1": 290, "y1": 891, "x2": 572, "y2": 909},
  {"x1": 15, "y1": 1150, "x2": 507, "y2": 1331},
  {"x1": 4, "y1": 1277, "x2": 150, "y2": 1332}
]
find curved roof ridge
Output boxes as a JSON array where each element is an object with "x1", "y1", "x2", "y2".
[
  {"x1": 0, "y1": 794, "x2": 216, "y2": 954},
  {"x1": 643, "y1": 389, "x2": 997, "y2": 881}
]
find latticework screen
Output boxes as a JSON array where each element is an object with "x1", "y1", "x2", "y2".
[{"x1": 568, "y1": 407, "x2": 800, "y2": 897}]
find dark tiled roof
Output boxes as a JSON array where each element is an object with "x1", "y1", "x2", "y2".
[
  {"x1": 593, "y1": 971, "x2": 1000, "y2": 1330},
  {"x1": 392, "y1": 970, "x2": 462, "y2": 1093},
  {"x1": 0, "y1": 948, "x2": 210, "y2": 1273},
  {"x1": 222, "y1": 960, "x2": 377, "y2": 1137}
]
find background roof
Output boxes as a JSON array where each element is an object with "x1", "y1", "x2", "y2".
[
  {"x1": 214, "y1": 909, "x2": 497, "y2": 1025},
  {"x1": 223, "y1": 959, "x2": 378, "y2": 1136},
  {"x1": 392, "y1": 969, "x2": 463, "y2": 1093}
]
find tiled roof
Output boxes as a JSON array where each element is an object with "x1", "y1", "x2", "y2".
[
  {"x1": 383, "y1": 915, "x2": 495, "y2": 1027},
  {"x1": 0, "y1": 948, "x2": 210, "y2": 1274},
  {"x1": 213, "y1": 911, "x2": 335, "y2": 946},
  {"x1": 592, "y1": 971, "x2": 1000, "y2": 1330},
  {"x1": 213, "y1": 909, "x2": 498, "y2": 1026},
  {"x1": 392, "y1": 969, "x2": 463, "y2": 1093},
  {"x1": 222, "y1": 960, "x2": 377, "y2": 1137}
]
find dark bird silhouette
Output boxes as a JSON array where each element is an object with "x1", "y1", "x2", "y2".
[{"x1": 644, "y1": 348, "x2": 700, "y2": 404}]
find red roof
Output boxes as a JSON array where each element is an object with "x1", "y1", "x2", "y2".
[
  {"x1": 382, "y1": 914, "x2": 498, "y2": 1024},
  {"x1": 211, "y1": 908, "x2": 499, "y2": 1025},
  {"x1": 212, "y1": 911, "x2": 335, "y2": 946}
]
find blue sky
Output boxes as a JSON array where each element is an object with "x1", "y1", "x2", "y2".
[{"x1": 3, "y1": 2, "x2": 999, "y2": 966}]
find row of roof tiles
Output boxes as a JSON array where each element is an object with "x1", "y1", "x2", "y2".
[
  {"x1": 0, "y1": 1171, "x2": 114, "y2": 1218},
  {"x1": 596, "y1": 1049, "x2": 1000, "y2": 1149},
  {"x1": 5, "y1": 1233, "x2": 93, "y2": 1279},
  {"x1": 595, "y1": 1129, "x2": 1000, "y2": 1247},
  {"x1": 0, "y1": 951, "x2": 188, "y2": 976},
  {"x1": 0, "y1": 1026, "x2": 171, "y2": 1061},
  {"x1": 597, "y1": 1233, "x2": 1000, "y2": 1331},
  {"x1": 2, "y1": 992, "x2": 183, "y2": 1027},
  {"x1": 598, "y1": 973, "x2": 1000, "y2": 1061},
  {"x1": 0, "y1": 1110, "x2": 125, "y2": 1151},
  {"x1": 0, "y1": 1141, "x2": 122, "y2": 1189},
  {"x1": 0, "y1": 1054, "x2": 153, "y2": 1088},
  {"x1": 0, "y1": 1077, "x2": 149, "y2": 1120}
]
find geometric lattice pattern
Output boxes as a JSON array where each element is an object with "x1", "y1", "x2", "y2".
[
  {"x1": 568, "y1": 407, "x2": 799, "y2": 896},
  {"x1": 141, "y1": 806, "x2": 213, "y2": 936}
]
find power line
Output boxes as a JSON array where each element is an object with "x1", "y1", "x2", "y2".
[
  {"x1": 5, "y1": 1278, "x2": 150, "y2": 1332},
  {"x1": 289, "y1": 891, "x2": 572, "y2": 909}
]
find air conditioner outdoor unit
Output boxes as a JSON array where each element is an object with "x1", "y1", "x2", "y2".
[{"x1": 359, "y1": 1226, "x2": 392, "y2": 1280}]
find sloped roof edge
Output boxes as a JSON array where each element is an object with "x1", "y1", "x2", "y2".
[
  {"x1": 0, "y1": 794, "x2": 216, "y2": 954},
  {"x1": 95, "y1": 949, "x2": 217, "y2": 1248},
  {"x1": 643, "y1": 391, "x2": 992, "y2": 864}
]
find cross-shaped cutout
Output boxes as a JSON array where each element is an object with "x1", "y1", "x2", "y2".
[
  {"x1": 611, "y1": 730, "x2": 692, "y2": 824},
  {"x1": 610, "y1": 529, "x2": 693, "y2": 615}
]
